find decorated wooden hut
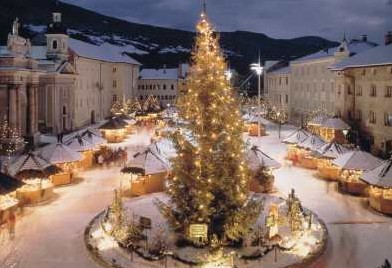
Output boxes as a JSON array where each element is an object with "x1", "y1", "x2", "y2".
[
  {"x1": 319, "y1": 117, "x2": 350, "y2": 143},
  {"x1": 362, "y1": 159, "x2": 392, "y2": 214},
  {"x1": 282, "y1": 128, "x2": 309, "y2": 163},
  {"x1": 314, "y1": 141, "x2": 351, "y2": 181},
  {"x1": 40, "y1": 143, "x2": 83, "y2": 186},
  {"x1": 246, "y1": 145, "x2": 281, "y2": 193},
  {"x1": 296, "y1": 134, "x2": 326, "y2": 169},
  {"x1": 65, "y1": 135, "x2": 97, "y2": 169},
  {"x1": 0, "y1": 173, "x2": 24, "y2": 224},
  {"x1": 8, "y1": 152, "x2": 56, "y2": 205},
  {"x1": 99, "y1": 117, "x2": 128, "y2": 143},
  {"x1": 121, "y1": 148, "x2": 171, "y2": 196},
  {"x1": 248, "y1": 120, "x2": 266, "y2": 137},
  {"x1": 333, "y1": 150, "x2": 382, "y2": 196},
  {"x1": 307, "y1": 114, "x2": 330, "y2": 136}
]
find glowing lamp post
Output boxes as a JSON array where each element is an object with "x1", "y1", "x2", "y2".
[
  {"x1": 225, "y1": 69, "x2": 233, "y2": 86},
  {"x1": 251, "y1": 63, "x2": 264, "y2": 137}
]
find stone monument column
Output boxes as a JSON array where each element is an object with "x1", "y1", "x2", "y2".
[
  {"x1": 26, "y1": 83, "x2": 39, "y2": 136},
  {"x1": 7, "y1": 84, "x2": 19, "y2": 130}
]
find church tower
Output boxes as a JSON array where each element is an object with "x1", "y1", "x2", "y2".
[
  {"x1": 334, "y1": 34, "x2": 350, "y2": 61},
  {"x1": 46, "y1": 6, "x2": 69, "y2": 62}
]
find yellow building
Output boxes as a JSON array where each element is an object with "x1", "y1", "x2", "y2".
[
  {"x1": 331, "y1": 37, "x2": 392, "y2": 155},
  {"x1": 265, "y1": 65, "x2": 290, "y2": 110},
  {"x1": 289, "y1": 36, "x2": 377, "y2": 126}
]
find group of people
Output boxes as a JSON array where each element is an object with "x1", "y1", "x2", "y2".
[{"x1": 96, "y1": 147, "x2": 128, "y2": 168}]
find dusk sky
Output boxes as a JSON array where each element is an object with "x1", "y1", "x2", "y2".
[{"x1": 62, "y1": 0, "x2": 392, "y2": 43}]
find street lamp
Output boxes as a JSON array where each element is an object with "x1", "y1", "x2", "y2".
[
  {"x1": 225, "y1": 69, "x2": 233, "y2": 85},
  {"x1": 277, "y1": 111, "x2": 282, "y2": 139},
  {"x1": 251, "y1": 62, "x2": 264, "y2": 137}
]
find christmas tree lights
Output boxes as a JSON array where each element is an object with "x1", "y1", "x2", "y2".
[{"x1": 158, "y1": 9, "x2": 261, "y2": 244}]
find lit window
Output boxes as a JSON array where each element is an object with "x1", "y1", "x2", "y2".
[{"x1": 385, "y1": 113, "x2": 392, "y2": 126}]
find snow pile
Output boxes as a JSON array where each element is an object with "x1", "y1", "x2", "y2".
[{"x1": 332, "y1": 150, "x2": 382, "y2": 171}]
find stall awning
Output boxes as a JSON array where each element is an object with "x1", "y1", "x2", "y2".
[
  {"x1": 297, "y1": 134, "x2": 326, "y2": 151},
  {"x1": 246, "y1": 145, "x2": 281, "y2": 171},
  {"x1": 282, "y1": 128, "x2": 310, "y2": 145},
  {"x1": 361, "y1": 159, "x2": 392, "y2": 188},
  {"x1": 332, "y1": 150, "x2": 382, "y2": 171},
  {"x1": 40, "y1": 143, "x2": 83, "y2": 165}
]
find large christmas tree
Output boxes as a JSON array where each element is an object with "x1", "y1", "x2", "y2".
[{"x1": 158, "y1": 8, "x2": 261, "y2": 244}]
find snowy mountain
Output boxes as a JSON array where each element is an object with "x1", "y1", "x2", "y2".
[{"x1": 0, "y1": 0, "x2": 339, "y2": 74}]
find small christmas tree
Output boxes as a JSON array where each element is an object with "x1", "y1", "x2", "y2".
[
  {"x1": 0, "y1": 116, "x2": 25, "y2": 156},
  {"x1": 107, "y1": 190, "x2": 142, "y2": 244},
  {"x1": 158, "y1": 7, "x2": 262, "y2": 244}
]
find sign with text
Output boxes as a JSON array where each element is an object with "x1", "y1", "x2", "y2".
[{"x1": 189, "y1": 224, "x2": 208, "y2": 242}]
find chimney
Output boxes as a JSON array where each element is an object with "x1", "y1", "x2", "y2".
[
  {"x1": 359, "y1": 34, "x2": 367, "y2": 42},
  {"x1": 385, "y1": 31, "x2": 392, "y2": 46}
]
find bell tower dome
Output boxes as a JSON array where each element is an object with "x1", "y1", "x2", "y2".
[{"x1": 46, "y1": 3, "x2": 69, "y2": 62}]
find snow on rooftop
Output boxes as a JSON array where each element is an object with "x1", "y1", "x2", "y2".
[
  {"x1": 315, "y1": 141, "x2": 351, "y2": 159},
  {"x1": 321, "y1": 118, "x2": 350, "y2": 130},
  {"x1": 331, "y1": 44, "x2": 392, "y2": 70},
  {"x1": 297, "y1": 134, "x2": 326, "y2": 151},
  {"x1": 332, "y1": 150, "x2": 382, "y2": 171},
  {"x1": 292, "y1": 39, "x2": 377, "y2": 64},
  {"x1": 68, "y1": 38, "x2": 141, "y2": 65},
  {"x1": 140, "y1": 68, "x2": 179, "y2": 80},
  {"x1": 40, "y1": 143, "x2": 83, "y2": 165},
  {"x1": 269, "y1": 66, "x2": 291, "y2": 75},
  {"x1": 127, "y1": 148, "x2": 171, "y2": 175},
  {"x1": 246, "y1": 145, "x2": 281, "y2": 171},
  {"x1": 361, "y1": 159, "x2": 392, "y2": 188},
  {"x1": 282, "y1": 129, "x2": 310, "y2": 145}
]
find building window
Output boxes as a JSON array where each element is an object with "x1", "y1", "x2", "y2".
[
  {"x1": 356, "y1": 85, "x2": 362, "y2": 96},
  {"x1": 337, "y1": 85, "x2": 342, "y2": 95},
  {"x1": 355, "y1": 109, "x2": 362, "y2": 121},
  {"x1": 385, "y1": 113, "x2": 392, "y2": 126},
  {"x1": 113, "y1": 66, "x2": 117, "y2": 73},
  {"x1": 385, "y1": 86, "x2": 392, "y2": 98},
  {"x1": 52, "y1": 40, "x2": 58, "y2": 49},
  {"x1": 112, "y1": 95, "x2": 117, "y2": 103},
  {"x1": 113, "y1": 80, "x2": 117, "y2": 88},
  {"x1": 369, "y1": 110, "x2": 377, "y2": 124},
  {"x1": 372, "y1": 68, "x2": 377, "y2": 75},
  {"x1": 370, "y1": 85, "x2": 377, "y2": 97},
  {"x1": 171, "y1": 84, "x2": 175, "y2": 90},
  {"x1": 163, "y1": 85, "x2": 167, "y2": 90},
  {"x1": 361, "y1": 69, "x2": 366, "y2": 76}
]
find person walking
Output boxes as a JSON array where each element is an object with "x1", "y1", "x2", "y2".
[{"x1": 8, "y1": 210, "x2": 16, "y2": 240}]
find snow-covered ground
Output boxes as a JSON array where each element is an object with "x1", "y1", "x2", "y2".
[{"x1": 1, "y1": 121, "x2": 391, "y2": 268}]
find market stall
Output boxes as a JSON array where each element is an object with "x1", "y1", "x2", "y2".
[
  {"x1": 40, "y1": 143, "x2": 83, "y2": 186},
  {"x1": 333, "y1": 150, "x2": 382, "y2": 196},
  {"x1": 118, "y1": 114, "x2": 137, "y2": 134},
  {"x1": 319, "y1": 117, "x2": 350, "y2": 143},
  {"x1": 0, "y1": 173, "x2": 24, "y2": 225},
  {"x1": 81, "y1": 129, "x2": 106, "y2": 147},
  {"x1": 8, "y1": 152, "x2": 58, "y2": 205},
  {"x1": 361, "y1": 159, "x2": 392, "y2": 214},
  {"x1": 99, "y1": 117, "x2": 128, "y2": 143},
  {"x1": 65, "y1": 135, "x2": 97, "y2": 169},
  {"x1": 307, "y1": 114, "x2": 330, "y2": 136},
  {"x1": 297, "y1": 134, "x2": 326, "y2": 169},
  {"x1": 248, "y1": 120, "x2": 266, "y2": 136},
  {"x1": 246, "y1": 145, "x2": 281, "y2": 193},
  {"x1": 282, "y1": 128, "x2": 310, "y2": 163},
  {"x1": 121, "y1": 148, "x2": 171, "y2": 196},
  {"x1": 314, "y1": 141, "x2": 351, "y2": 181}
]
